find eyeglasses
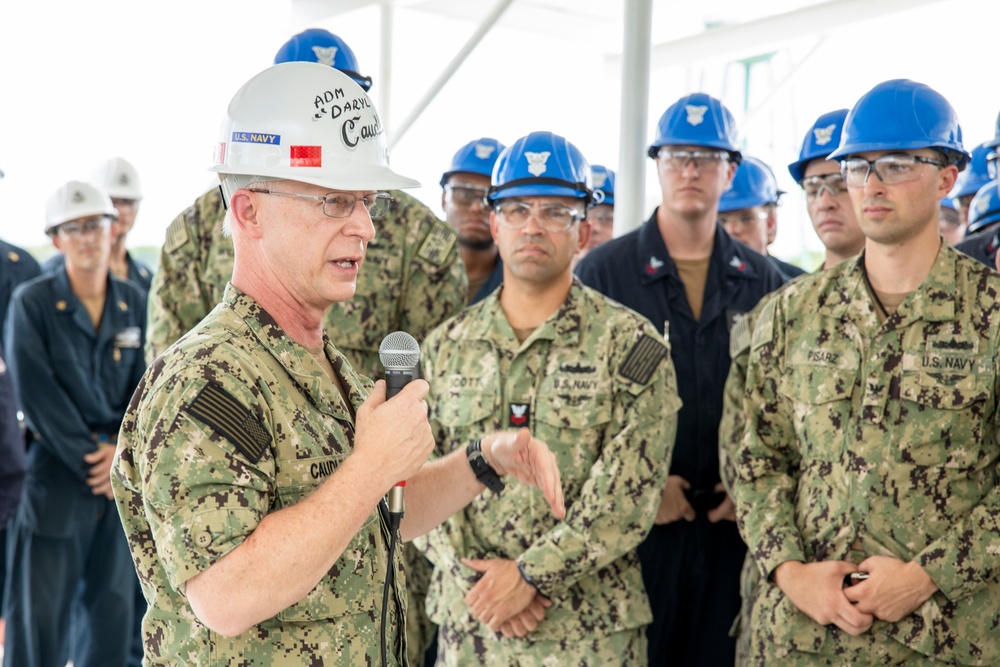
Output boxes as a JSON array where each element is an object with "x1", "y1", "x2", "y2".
[
  {"x1": 800, "y1": 173, "x2": 848, "y2": 200},
  {"x1": 987, "y1": 151, "x2": 998, "y2": 179},
  {"x1": 656, "y1": 149, "x2": 730, "y2": 172},
  {"x1": 496, "y1": 201, "x2": 585, "y2": 232},
  {"x1": 718, "y1": 209, "x2": 770, "y2": 227},
  {"x1": 111, "y1": 198, "x2": 139, "y2": 210},
  {"x1": 248, "y1": 189, "x2": 392, "y2": 219},
  {"x1": 587, "y1": 209, "x2": 614, "y2": 227},
  {"x1": 444, "y1": 184, "x2": 489, "y2": 208},
  {"x1": 54, "y1": 217, "x2": 111, "y2": 238},
  {"x1": 840, "y1": 154, "x2": 946, "y2": 187}
]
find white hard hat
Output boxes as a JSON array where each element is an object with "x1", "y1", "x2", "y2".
[
  {"x1": 210, "y1": 61, "x2": 419, "y2": 192},
  {"x1": 91, "y1": 157, "x2": 142, "y2": 200},
  {"x1": 45, "y1": 180, "x2": 118, "y2": 233}
]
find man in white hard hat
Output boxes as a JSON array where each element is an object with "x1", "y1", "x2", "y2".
[
  {"x1": 3, "y1": 181, "x2": 146, "y2": 667},
  {"x1": 43, "y1": 158, "x2": 154, "y2": 295},
  {"x1": 111, "y1": 62, "x2": 564, "y2": 666}
]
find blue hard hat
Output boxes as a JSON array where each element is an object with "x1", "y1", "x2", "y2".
[
  {"x1": 949, "y1": 142, "x2": 995, "y2": 200},
  {"x1": 988, "y1": 110, "x2": 1000, "y2": 149},
  {"x1": 967, "y1": 182, "x2": 1000, "y2": 235},
  {"x1": 590, "y1": 165, "x2": 615, "y2": 206},
  {"x1": 440, "y1": 138, "x2": 506, "y2": 187},
  {"x1": 788, "y1": 109, "x2": 848, "y2": 183},
  {"x1": 274, "y1": 29, "x2": 372, "y2": 91},
  {"x1": 828, "y1": 79, "x2": 969, "y2": 168},
  {"x1": 487, "y1": 131, "x2": 592, "y2": 205},
  {"x1": 941, "y1": 196, "x2": 957, "y2": 211},
  {"x1": 648, "y1": 93, "x2": 742, "y2": 162},
  {"x1": 718, "y1": 156, "x2": 783, "y2": 213}
]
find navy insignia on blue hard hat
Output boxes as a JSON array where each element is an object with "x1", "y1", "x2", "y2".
[
  {"x1": 977, "y1": 191, "x2": 993, "y2": 215},
  {"x1": 685, "y1": 105, "x2": 708, "y2": 126},
  {"x1": 813, "y1": 124, "x2": 837, "y2": 146},
  {"x1": 509, "y1": 402, "x2": 530, "y2": 428},
  {"x1": 475, "y1": 143, "x2": 497, "y2": 159},
  {"x1": 525, "y1": 151, "x2": 550, "y2": 176},
  {"x1": 312, "y1": 45, "x2": 338, "y2": 67},
  {"x1": 593, "y1": 171, "x2": 608, "y2": 189}
]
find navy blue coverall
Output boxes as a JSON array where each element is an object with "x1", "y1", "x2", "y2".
[
  {"x1": 576, "y1": 212, "x2": 783, "y2": 666},
  {"x1": 3, "y1": 269, "x2": 146, "y2": 667}
]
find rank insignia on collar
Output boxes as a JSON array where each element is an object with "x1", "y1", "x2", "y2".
[
  {"x1": 729, "y1": 256, "x2": 746, "y2": 272},
  {"x1": 645, "y1": 256, "x2": 664, "y2": 274},
  {"x1": 509, "y1": 402, "x2": 530, "y2": 428}
]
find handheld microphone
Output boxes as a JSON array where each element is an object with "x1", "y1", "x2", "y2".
[{"x1": 378, "y1": 331, "x2": 421, "y2": 519}]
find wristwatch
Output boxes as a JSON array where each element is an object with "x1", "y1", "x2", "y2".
[{"x1": 466, "y1": 439, "x2": 505, "y2": 494}]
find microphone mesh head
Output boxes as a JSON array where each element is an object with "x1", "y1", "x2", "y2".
[{"x1": 379, "y1": 331, "x2": 421, "y2": 368}]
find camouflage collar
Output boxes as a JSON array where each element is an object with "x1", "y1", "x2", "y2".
[
  {"x1": 821, "y1": 247, "x2": 958, "y2": 324},
  {"x1": 457, "y1": 278, "x2": 586, "y2": 348},
  {"x1": 221, "y1": 283, "x2": 369, "y2": 418}
]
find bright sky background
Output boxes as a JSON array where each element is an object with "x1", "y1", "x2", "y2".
[{"x1": 2, "y1": 0, "x2": 998, "y2": 265}]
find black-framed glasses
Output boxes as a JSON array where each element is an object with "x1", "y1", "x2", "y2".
[
  {"x1": 248, "y1": 189, "x2": 392, "y2": 219},
  {"x1": 496, "y1": 200, "x2": 585, "y2": 232},
  {"x1": 800, "y1": 173, "x2": 848, "y2": 200},
  {"x1": 656, "y1": 148, "x2": 729, "y2": 172},
  {"x1": 840, "y1": 154, "x2": 946, "y2": 187},
  {"x1": 444, "y1": 184, "x2": 489, "y2": 208}
]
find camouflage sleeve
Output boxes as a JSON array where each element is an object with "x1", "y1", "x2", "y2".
[
  {"x1": 516, "y1": 325, "x2": 681, "y2": 597},
  {"x1": 125, "y1": 366, "x2": 272, "y2": 591},
  {"x1": 729, "y1": 296, "x2": 807, "y2": 579},
  {"x1": 145, "y1": 191, "x2": 225, "y2": 364},
  {"x1": 395, "y1": 192, "x2": 468, "y2": 342},
  {"x1": 718, "y1": 311, "x2": 754, "y2": 495}
]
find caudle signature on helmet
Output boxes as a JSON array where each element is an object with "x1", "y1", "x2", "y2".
[{"x1": 341, "y1": 115, "x2": 382, "y2": 149}]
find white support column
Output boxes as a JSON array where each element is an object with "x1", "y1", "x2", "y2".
[
  {"x1": 616, "y1": 0, "x2": 653, "y2": 235},
  {"x1": 379, "y1": 2, "x2": 394, "y2": 135}
]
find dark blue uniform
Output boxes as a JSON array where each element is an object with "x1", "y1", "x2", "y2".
[
  {"x1": 769, "y1": 254, "x2": 806, "y2": 282},
  {"x1": 0, "y1": 239, "x2": 42, "y2": 351},
  {"x1": 0, "y1": 352, "x2": 25, "y2": 525},
  {"x1": 0, "y1": 238, "x2": 40, "y2": 633},
  {"x1": 955, "y1": 224, "x2": 999, "y2": 269},
  {"x1": 43, "y1": 251, "x2": 154, "y2": 294},
  {"x1": 471, "y1": 257, "x2": 504, "y2": 305},
  {"x1": 575, "y1": 212, "x2": 783, "y2": 667},
  {"x1": 3, "y1": 269, "x2": 146, "y2": 667}
]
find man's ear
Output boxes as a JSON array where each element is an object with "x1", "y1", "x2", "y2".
[{"x1": 229, "y1": 190, "x2": 264, "y2": 239}]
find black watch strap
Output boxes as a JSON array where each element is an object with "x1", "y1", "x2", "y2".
[{"x1": 466, "y1": 439, "x2": 505, "y2": 494}]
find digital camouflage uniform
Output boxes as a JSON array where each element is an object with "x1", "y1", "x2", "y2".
[
  {"x1": 418, "y1": 279, "x2": 681, "y2": 665},
  {"x1": 145, "y1": 185, "x2": 466, "y2": 664},
  {"x1": 112, "y1": 284, "x2": 408, "y2": 666},
  {"x1": 731, "y1": 247, "x2": 1000, "y2": 666}
]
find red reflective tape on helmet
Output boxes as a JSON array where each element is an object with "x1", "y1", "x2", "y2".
[{"x1": 290, "y1": 145, "x2": 322, "y2": 167}]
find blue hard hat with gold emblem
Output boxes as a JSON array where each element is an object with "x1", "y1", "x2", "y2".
[
  {"x1": 648, "y1": 92, "x2": 742, "y2": 162},
  {"x1": 788, "y1": 109, "x2": 848, "y2": 183},
  {"x1": 274, "y1": 28, "x2": 372, "y2": 91},
  {"x1": 440, "y1": 138, "x2": 506, "y2": 187},
  {"x1": 590, "y1": 165, "x2": 615, "y2": 206}
]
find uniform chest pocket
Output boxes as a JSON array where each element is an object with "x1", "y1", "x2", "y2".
[
  {"x1": 534, "y1": 394, "x2": 612, "y2": 483},
  {"x1": 433, "y1": 391, "x2": 496, "y2": 430},
  {"x1": 779, "y1": 367, "x2": 856, "y2": 463},
  {"x1": 894, "y1": 371, "x2": 991, "y2": 470},
  {"x1": 273, "y1": 484, "x2": 380, "y2": 621}
]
